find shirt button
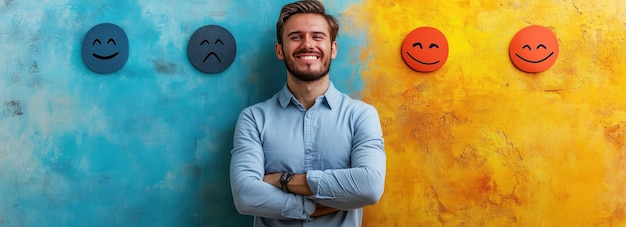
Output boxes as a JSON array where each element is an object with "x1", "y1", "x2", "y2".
[{"x1": 305, "y1": 149, "x2": 311, "y2": 154}]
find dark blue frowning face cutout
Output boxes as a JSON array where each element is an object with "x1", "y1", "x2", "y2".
[
  {"x1": 82, "y1": 23, "x2": 129, "y2": 74},
  {"x1": 187, "y1": 25, "x2": 236, "y2": 74}
]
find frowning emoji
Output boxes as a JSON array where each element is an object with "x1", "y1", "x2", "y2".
[
  {"x1": 81, "y1": 23, "x2": 129, "y2": 74},
  {"x1": 509, "y1": 25, "x2": 559, "y2": 73},
  {"x1": 187, "y1": 25, "x2": 236, "y2": 74},
  {"x1": 401, "y1": 27, "x2": 449, "y2": 72}
]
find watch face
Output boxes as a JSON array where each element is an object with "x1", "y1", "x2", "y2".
[{"x1": 280, "y1": 172, "x2": 292, "y2": 192}]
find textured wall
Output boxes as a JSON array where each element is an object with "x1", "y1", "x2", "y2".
[
  {"x1": 357, "y1": 0, "x2": 626, "y2": 226},
  {"x1": 0, "y1": 1, "x2": 363, "y2": 226},
  {"x1": 2, "y1": 0, "x2": 625, "y2": 226}
]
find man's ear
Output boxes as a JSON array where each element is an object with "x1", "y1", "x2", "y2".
[
  {"x1": 275, "y1": 43, "x2": 285, "y2": 60},
  {"x1": 331, "y1": 41, "x2": 338, "y2": 59}
]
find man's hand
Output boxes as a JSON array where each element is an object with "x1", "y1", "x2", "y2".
[
  {"x1": 264, "y1": 173, "x2": 339, "y2": 218},
  {"x1": 311, "y1": 203, "x2": 340, "y2": 217}
]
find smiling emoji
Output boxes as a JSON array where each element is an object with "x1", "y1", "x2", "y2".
[
  {"x1": 401, "y1": 27, "x2": 449, "y2": 72},
  {"x1": 509, "y1": 25, "x2": 559, "y2": 73},
  {"x1": 81, "y1": 23, "x2": 129, "y2": 74}
]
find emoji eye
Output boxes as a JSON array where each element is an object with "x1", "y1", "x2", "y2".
[
  {"x1": 429, "y1": 43, "x2": 439, "y2": 49},
  {"x1": 537, "y1": 44, "x2": 547, "y2": 49},
  {"x1": 92, "y1": 39, "x2": 102, "y2": 46},
  {"x1": 215, "y1": 39, "x2": 224, "y2": 45},
  {"x1": 201, "y1": 40, "x2": 210, "y2": 45},
  {"x1": 412, "y1": 42, "x2": 423, "y2": 49},
  {"x1": 522, "y1": 44, "x2": 531, "y2": 50},
  {"x1": 107, "y1": 38, "x2": 116, "y2": 45}
]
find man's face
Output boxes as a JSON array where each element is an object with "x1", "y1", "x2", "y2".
[{"x1": 276, "y1": 13, "x2": 337, "y2": 82}]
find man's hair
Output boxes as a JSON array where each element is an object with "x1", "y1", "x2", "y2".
[{"x1": 276, "y1": 0, "x2": 339, "y2": 44}]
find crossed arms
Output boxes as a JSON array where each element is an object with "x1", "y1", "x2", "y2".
[{"x1": 229, "y1": 105, "x2": 386, "y2": 220}]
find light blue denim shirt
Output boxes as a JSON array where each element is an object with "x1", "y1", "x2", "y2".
[{"x1": 230, "y1": 82, "x2": 386, "y2": 227}]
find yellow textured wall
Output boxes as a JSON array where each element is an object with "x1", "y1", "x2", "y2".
[{"x1": 348, "y1": 0, "x2": 626, "y2": 226}]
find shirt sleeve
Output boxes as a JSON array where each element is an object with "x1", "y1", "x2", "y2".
[
  {"x1": 230, "y1": 107, "x2": 316, "y2": 220},
  {"x1": 305, "y1": 104, "x2": 386, "y2": 210}
]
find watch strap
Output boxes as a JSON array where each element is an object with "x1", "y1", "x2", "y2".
[{"x1": 280, "y1": 172, "x2": 293, "y2": 193}]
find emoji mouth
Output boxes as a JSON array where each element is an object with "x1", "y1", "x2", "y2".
[
  {"x1": 93, "y1": 52, "x2": 119, "y2": 60},
  {"x1": 515, "y1": 52, "x2": 554, "y2": 63},
  {"x1": 406, "y1": 52, "x2": 440, "y2": 65},
  {"x1": 203, "y1": 52, "x2": 222, "y2": 63}
]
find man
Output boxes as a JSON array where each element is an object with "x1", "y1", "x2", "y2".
[{"x1": 229, "y1": 0, "x2": 386, "y2": 226}]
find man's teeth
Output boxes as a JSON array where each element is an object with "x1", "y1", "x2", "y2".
[{"x1": 300, "y1": 56, "x2": 317, "y2": 60}]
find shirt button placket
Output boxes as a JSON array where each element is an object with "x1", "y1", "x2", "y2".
[{"x1": 303, "y1": 112, "x2": 313, "y2": 171}]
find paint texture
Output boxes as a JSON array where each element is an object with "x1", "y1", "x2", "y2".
[
  {"x1": 2, "y1": 0, "x2": 625, "y2": 226},
  {"x1": 0, "y1": 0, "x2": 362, "y2": 226},
  {"x1": 353, "y1": 0, "x2": 626, "y2": 226}
]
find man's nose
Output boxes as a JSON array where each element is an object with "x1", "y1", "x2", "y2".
[{"x1": 301, "y1": 36, "x2": 314, "y2": 49}]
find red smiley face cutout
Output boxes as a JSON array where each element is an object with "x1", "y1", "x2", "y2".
[
  {"x1": 401, "y1": 27, "x2": 449, "y2": 72},
  {"x1": 509, "y1": 25, "x2": 559, "y2": 73}
]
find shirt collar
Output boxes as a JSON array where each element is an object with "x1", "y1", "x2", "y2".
[{"x1": 278, "y1": 82, "x2": 341, "y2": 109}]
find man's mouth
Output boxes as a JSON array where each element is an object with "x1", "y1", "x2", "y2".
[
  {"x1": 295, "y1": 50, "x2": 321, "y2": 61},
  {"x1": 298, "y1": 55, "x2": 319, "y2": 60}
]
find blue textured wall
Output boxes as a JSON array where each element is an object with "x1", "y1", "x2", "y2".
[{"x1": 0, "y1": 1, "x2": 363, "y2": 226}]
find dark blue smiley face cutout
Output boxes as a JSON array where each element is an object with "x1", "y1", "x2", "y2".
[
  {"x1": 82, "y1": 23, "x2": 129, "y2": 74},
  {"x1": 187, "y1": 25, "x2": 236, "y2": 74}
]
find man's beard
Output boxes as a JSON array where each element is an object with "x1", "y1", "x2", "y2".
[{"x1": 284, "y1": 53, "x2": 332, "y2": 82}]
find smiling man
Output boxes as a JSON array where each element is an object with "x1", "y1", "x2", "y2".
[{"x1": 229, "y1": 0, "x2": 386, "y2": 226}]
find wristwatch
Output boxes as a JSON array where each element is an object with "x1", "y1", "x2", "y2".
[{"x1": 279, "y1": 172, "x2": 293, "y2": 193}]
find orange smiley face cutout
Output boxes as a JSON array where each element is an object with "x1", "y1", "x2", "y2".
[
  {"x1": 509, "y1": 25, "x2": 559, "y2": 73},
  {"x1": 401, "y1": 27, "x2": 449, "y2": 72}
]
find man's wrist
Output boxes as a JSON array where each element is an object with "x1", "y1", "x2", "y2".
[
  {"x1": 279, "y1": 172, "x2": 293, "y2": 192},
  {"x1": 288, "y1": 174, "x2": 313, "y2": 196}
]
